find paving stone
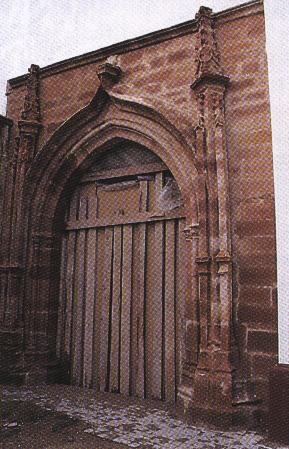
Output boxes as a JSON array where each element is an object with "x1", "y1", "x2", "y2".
[{"x1": 3, "y1": 387, "x2": 289, "y2": 449}]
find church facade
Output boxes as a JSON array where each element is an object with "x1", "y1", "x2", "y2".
[{"x1": 0, "y1": 0, "x2": 277, "y2": 424}]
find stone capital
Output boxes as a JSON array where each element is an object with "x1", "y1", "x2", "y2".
[{"x1": 196, "y1": 254, "x2": 211, "y2": 273}]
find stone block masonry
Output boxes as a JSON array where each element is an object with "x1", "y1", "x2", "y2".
[{"x1": 0, "y1": 0, "x2": 278, "y2": 427}]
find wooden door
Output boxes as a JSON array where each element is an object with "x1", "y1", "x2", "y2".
[{"x1": 56, "y1": 145, "x2": 191, "y2": 404}]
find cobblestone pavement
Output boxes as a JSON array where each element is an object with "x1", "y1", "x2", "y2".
[{"x1": 2, "y1": 385, "x2": 289, "y2": 449}]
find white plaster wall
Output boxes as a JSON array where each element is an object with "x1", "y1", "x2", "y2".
[{"x1": 264, "y1": 0, "x2": 289, "y2": 364}]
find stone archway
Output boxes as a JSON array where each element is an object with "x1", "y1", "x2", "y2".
[
  {"x1": 21, "y1": 78, "x2": 235, "y2": 416},
  {"x1": 21, "y1": 92, "x2": 200, "y2": 405}
]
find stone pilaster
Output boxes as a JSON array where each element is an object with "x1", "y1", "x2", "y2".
[
  {"x1": 190, "y1": 6, "x2": 234, "y2": 418},
  {"x1": 0, "y1": 66, "x2": 42, "y2": 383},
  {"x1": 11, "y1": 65, "x2": 42, "y2": 266}
]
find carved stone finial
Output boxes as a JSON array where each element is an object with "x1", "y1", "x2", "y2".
[
  {"x1": 21, "y1": 64, "x2": 41, "y2": 122},
  {"x1": 195, "y1": 6, "x2": 212, "y2": 20},
  {"x1": 97, "y1": 55, "x2": 122, "y2": 89},
  {"x1": 191, "y1": 6, "x2": 229, "y2": 89}
]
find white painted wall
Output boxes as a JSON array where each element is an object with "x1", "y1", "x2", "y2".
[
  {"x1": 1, "y1": 0, "x2": 288, "y2": 362},
  {"x1": 264, "y1": 0, "x2": 289, "y2": 364}
]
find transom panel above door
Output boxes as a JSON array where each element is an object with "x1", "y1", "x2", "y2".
[{"x1": 56, "y1": 142, "x2": 191, "y2": 404}]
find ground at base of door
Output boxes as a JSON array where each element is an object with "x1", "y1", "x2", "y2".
[{"x1": 1, "y1": 385, "x2": 288, "y2": 449}]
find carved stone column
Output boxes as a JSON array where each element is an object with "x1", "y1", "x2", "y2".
[
  {"x1": 11, "y1": 64, "x2": 42, "y2": 266},
  {"x1": 6, "y1": 65, "x2": 42, "y2": 358},
  {"x1": 24, "y1": 233, "x2": 55, "y2": 384},
  {"x1": 0, "y1": 117, "x2": 25, "y2": 382},
  {"x1": 25, "y1": 234, "x2": 53, "y2": 350},
  {"x1": 190, "y1": 7, "x2": 234, "y2": 418},
  {"x1": 0, "y1": 115, "x2": 13, "y2": 271}
]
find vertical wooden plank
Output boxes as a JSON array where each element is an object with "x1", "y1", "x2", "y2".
[
  {"x1": 120, "y1": 224, "x2": 133, "y2": 396},
  {"x1": 135, "y1": 180, "x2": 148, "y2": 398},
  {"x1": 164, "y1": 219, "x2": 176, "y2": 403},
  {"x1": 92, "y1": 228, "x2": 105, "y2": 390},
  {"x1": 56, "y1": 234, "x2": 68, "y2": 359},
  {"x1": 0, "y1": 273, "x2": 6, "y2": 324},
  {"x1": 136, "y1": 223, "x2": 146, "y2": 398},
  {"x1": 151, "y1": 171, "x2": 165, "y2": 400},
  {"x1": 144, "y1": 222, "x2": 154, "y2": 399},
  {"x1": 109, "y1": 225, "x2": 122, "y2": 393},
  {"x1": 78, "y1": 188, "x2": 88, "y2": 221},
  {"x1": 99, "y1": 226, "x2": 113, "y2": 392},
  {"x1": 63, "y1": 231, "x2": 76, "y2": 359},
  {"x1": 151, "y1": 220, "x2": 164, "y2": 400},
  {"x1": 69, "y1": 186, "x2": 80, "y2": 222},
  {"x1": 155, "y1": 171, "x2": 164, "y2": 212},
  {"x1": 139, "y1": 179, "x2": 149, "y2": 212},
  {"x1": 86, "y1": 183, "x2": 97, "y2": 220},
  {"x1": 135, "y1": 176, "x2": 147, "y2": 398},
  {"x1": 71, "y1": 230, "x2": 86, "y2": 385},
  {"x1": 0, "y1": 272, "x2": 8, "y2": 325},
  {"x1": 82, "y1": 228, "x2": 97, "y2": 388},
  {"x1": 148, "y1": 177, "x2": 156, "y2": 213},
  {"x1": 130, "y1": 225, "x2": 139, "y2": 396},
  {"x1": 176, "y1": 218, "x2": 188, "y2": 397}
]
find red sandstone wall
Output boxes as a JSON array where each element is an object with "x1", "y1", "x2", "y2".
[
  {"x1": 5, "y1": 3, "x2": 276, "y2": 408},
  {"x1": 6, "y1": 33, "x2": 198, "y2": 150},
  {"x1": 217, "y1": 9, "x2": 277, "y2": 406}
]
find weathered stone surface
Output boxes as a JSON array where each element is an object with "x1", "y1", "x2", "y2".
[
  {"x1": 0, "y1": 0, "x2": 277, "y2": 426},
  {"x1": 247, "y1": 330, "x2": 278, "y2": 354}
]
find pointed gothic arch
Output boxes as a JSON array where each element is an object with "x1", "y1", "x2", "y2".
[{"x1": 21, "y1": 91, "x2": 201, "y2": 398}]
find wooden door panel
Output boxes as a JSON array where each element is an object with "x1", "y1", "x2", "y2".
[
  {"x1": 120, "y1": 224, "x2": 133, "y2": 396},
  {"x1": 135, "y1": 222, "x2": 146, "y2": 399},
  {"x1": 130, "y1": 224, "x2": 141, "y2": 397},
  {"x1": 164, "y1": 219, "x2": 176, "y2": 403},
  {"x1": 110, "y1": 225, "x2": 122, "y2": 393},
  {"x1": 58, "y1": 167, "x2": 189, "y2": 405},
  {"x1": 83, "y1": 228, "x2": 97, "y2": 388},
  {"x1": 63, "y1": 232, "x2": 76, "y2": 360},
  {"x1": 71, "y1": 230, "x2": 86, "y2": 385},
  {"x1": 92, "y1": 227, "x2": 105, "y2": 389},
  {"x1": 99, "y1": 226, "x2": 113, "y2": 392},
  {"x1": 150, "y1": 220, "x2": 164, "y2": 400}
]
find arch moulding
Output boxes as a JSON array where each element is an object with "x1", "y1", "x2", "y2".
[{"x1": 21, "y1": 86, "x2": 234, "y2": 419}]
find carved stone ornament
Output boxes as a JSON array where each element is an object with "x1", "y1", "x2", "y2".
[
  {"x1": 21, "y1": 64, "x2": 41, "y2": 122},
  {"x1": 191, "y1": 7, "x2": 229, "y2": 89},
  {"x1": 212, "y1": 90, "x2": 225, "y2": 126},
  {"x1": 97, "y1": 55, "x2": 122, "y2": 89},
  {"x1": 183, "y1": 223, "x2": 199, "y2": 241},
  {"x1": 215, "y1": 250, "x2": 232, "y2": 274},
  {"x1": 196, "y1": 92, "x2": 205, "y2": 128}
]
